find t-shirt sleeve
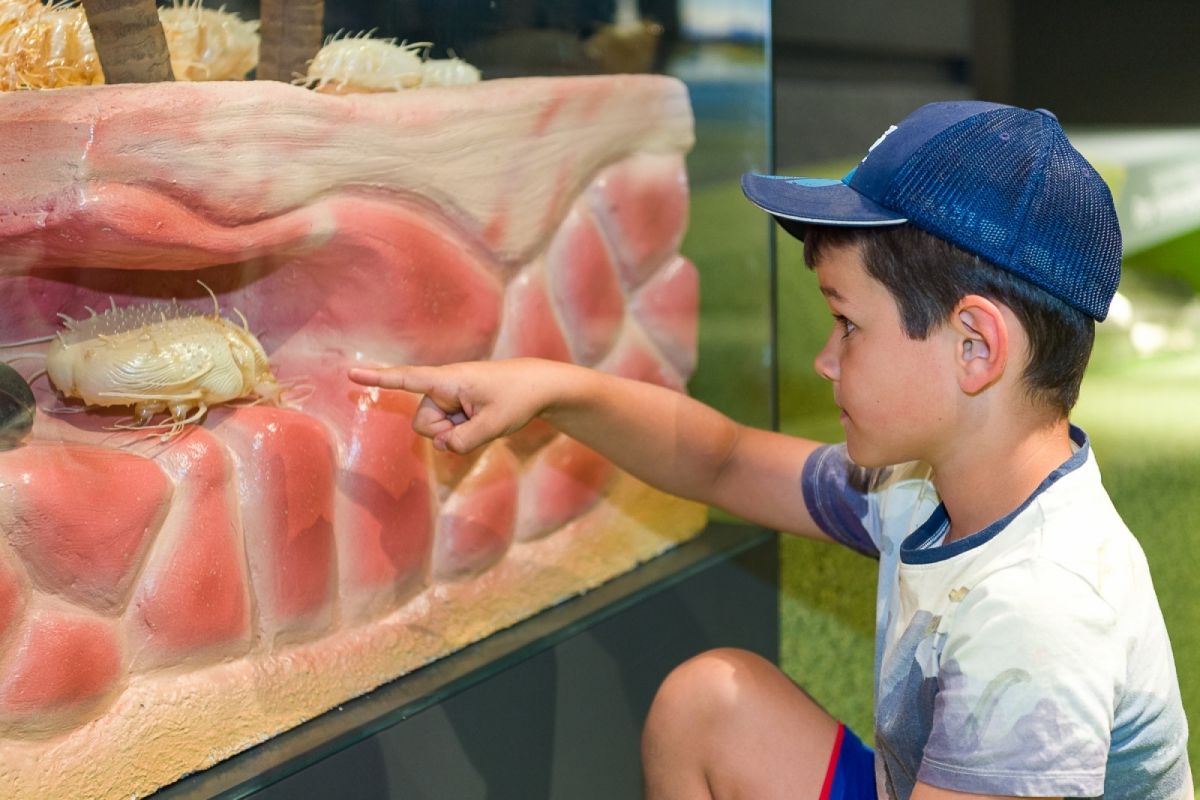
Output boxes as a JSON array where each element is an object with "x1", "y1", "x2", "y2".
[
  {"x1": 800, "y1": 443, "x2": 884, "y2": 558},
  {"x1": 918, "y1": 560, "x2": 1122, "y2": 797}
]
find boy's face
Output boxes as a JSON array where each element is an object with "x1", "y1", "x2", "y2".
[{"x1": 812, "y1": 243, "x2": 958, "y2": 468}]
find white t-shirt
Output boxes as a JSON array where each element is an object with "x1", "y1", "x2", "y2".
[{"x1": 802, "y1": 426, "x2": 1191, "y2": 799}]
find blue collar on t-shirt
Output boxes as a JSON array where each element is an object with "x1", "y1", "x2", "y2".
[{"x1": 899, "y1": 425, "x2": 1091, "y2": 565}]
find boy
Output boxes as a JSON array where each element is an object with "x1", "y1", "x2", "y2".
[{"x1": 349, "y1": 101, "x2": 1191, "y2": 799}]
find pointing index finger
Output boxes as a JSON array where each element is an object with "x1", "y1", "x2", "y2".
[{"x1": 348, "y1": 366, "x2": 444, "y2": 395}]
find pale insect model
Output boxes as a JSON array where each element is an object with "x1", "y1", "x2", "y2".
[
  {"x1": 2, "y1": 284, "x2": 288, "y2": 439},
  {"x1": 299, "y1": 30, "x2": 481, "y2": 94},
  {"x1": 2, "y1": 2, "x2": 479, "y2": 92},
  {"x1": 0, "y1": 0, "x2": 259, "y2": 90}
]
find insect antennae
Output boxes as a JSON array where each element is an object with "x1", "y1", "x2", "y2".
[{"x1": 196, "y1": 280, "x2": 221, "y2": 317}]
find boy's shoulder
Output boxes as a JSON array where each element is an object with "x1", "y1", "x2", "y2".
[
  {"x1": 1027, "y1": 448, "x2": 1150, "y2": 593},
  {"x1": 970, "y1": 442, "x2": 1150, "y2": 611},
  {"x1": 866, "y1": 429, "x2": 1157, "y2": 606},
  {"x1": 807, "y1": 429, "x2": 1153, "y2": 594},
  {"x1": 895, "y1": 439, "x2": 1166, "y2": 654}
]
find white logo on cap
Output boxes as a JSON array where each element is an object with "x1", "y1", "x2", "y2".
[{"x1": 863, "y1": 124, "x2": 899, "y2": 163}]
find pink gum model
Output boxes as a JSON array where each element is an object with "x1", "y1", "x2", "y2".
[{"x1": 0, "y1": 75, "x2": 704, "y2": 798}]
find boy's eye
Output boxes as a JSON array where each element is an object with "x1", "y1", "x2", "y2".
[{"x1": 834, "y1": 314, "x2": 857, "y2": 337}]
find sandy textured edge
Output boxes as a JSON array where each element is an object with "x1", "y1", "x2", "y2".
[{"x1": 0, "y1": 473, "x2": 707, "y2": 800}]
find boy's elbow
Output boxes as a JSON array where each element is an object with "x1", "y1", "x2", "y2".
[{"x1": 703, "y1": 417, "x2": 745, "y2": 497}]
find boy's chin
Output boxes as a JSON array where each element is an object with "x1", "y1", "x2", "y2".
[{"x1": 844, "y1": 439, "x2": 907, "y2": 470}]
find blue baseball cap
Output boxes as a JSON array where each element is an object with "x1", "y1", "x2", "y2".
[{"x1": 742, "y1": 101, "x2": 1122, "y2": 321}]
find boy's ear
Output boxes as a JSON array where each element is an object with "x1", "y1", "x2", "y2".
[{"x1": 951, "y1": 295, "x2": 1008, "y2": 395}]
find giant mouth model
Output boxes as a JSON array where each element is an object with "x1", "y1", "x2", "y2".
[{"x1": 0, "y1": 73, "x2": 703, "y2": 798}]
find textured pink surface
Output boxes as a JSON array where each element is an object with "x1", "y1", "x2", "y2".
[
  {"x1": 0, "y1": 558, "x2": 23, "y2": 645},
  {"x1": 0, "y1": 76, "x2": 696, "y2": 766},
  {"x1": 0, "y1": 609, "x2": 121, "y2": 723},
  {"x1": 505, "y1": 417, "x2": 561, "y2": 459},
  {"x1": 333, "y1": 388, "x2": 434, "y2": 621},
  {"x1": 589, "y1": 153, "x2": 690, "y2": 290},
  {"x1": 434, "y1": 444, "x2": 519, "y2": 580},
  {"x1": 127, "y1": 429, "x2": 252, "y2": 667},
  {"x1": 258, "y1": 198, "x2": 504, "y2": 367},
  {"x1": 0, "y1": 77, "x2": 692, "y2": 264},
  {"x1": 629, "y1": 255, "x2": 701, "y2": 377},
  {"x1": 546, "y1": 206, "x2": 626, "y2": 365},
  {"x1": 600, "y1": 327, "x2": 688, "y2": 392},
  {"x1": 0, "y1": 444, "x2": 170, "y2": 611},
  {"x1": 517, "y1": 435, "x2": 616, "y2": 541},
  {"x1": 491, "y1": 267, "x2": 573, "y2": 363},
  {"x1": 431, "y1": 446, "x2": 482, "y2": 493},
  {"x1": 217, "y1": 407, "x2": 337, "y2": 639},
  {"x1": 0, "y1": 195, "x2": 504, "y2": 370}
]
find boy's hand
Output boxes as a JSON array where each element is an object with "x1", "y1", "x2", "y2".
[
  {"x1": 349, "y1": 357, "x2": 834, "y2": 542},
  {"x1": 347, "y1": 360, "x2": 553, "y2": 454}
]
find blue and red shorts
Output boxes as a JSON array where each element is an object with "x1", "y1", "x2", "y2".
[{"x1": 819, "y1": 723, "x2": 877, "y2": 800}]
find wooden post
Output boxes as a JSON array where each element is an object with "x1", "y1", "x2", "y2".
[
  {"x1": 258, "y1": 0, "x2": 325, "y2": 83},
  {"x1": 80, "y1": 0, "x2": 174, "y2": 83}
]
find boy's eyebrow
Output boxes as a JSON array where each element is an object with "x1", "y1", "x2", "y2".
[{"x1": 819, "y1": 285, "x2": 844, "y2": 301}]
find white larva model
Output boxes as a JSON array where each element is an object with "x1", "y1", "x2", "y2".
[
  {"x1": 156, "y1": 0, "x2": 260, "y2": 82},
  {"x1": 418, "y1": 55, "x2": 481, "y2": 88},
  {"x1": 44, "y1": 289, "x2": 284, "y2": 435},
  {"x1": 300, "y1": 31, "x2": 480, "y2": 94},
  {"x1": 0, "y1": 0, "x2": 260, "y2": 91},
  {"x1": 302, "y1": 32, "x2": 426, "y2": 93}
]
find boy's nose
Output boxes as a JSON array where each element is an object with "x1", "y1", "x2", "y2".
[{"x1": 814, "y1": 335, "x2": 839, "y2": 382}]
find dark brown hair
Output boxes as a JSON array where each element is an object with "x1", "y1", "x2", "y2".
[{"x1": 802, "y1": 224, "x2": 1094, "y2": 417}]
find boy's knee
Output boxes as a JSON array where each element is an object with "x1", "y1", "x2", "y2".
[{"x1": 647, "y1": 648, "x2": 776, "y2": 734}]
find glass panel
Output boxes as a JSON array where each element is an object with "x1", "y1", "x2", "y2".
[
  {"x1": 0, "y1": 1, "x2": 772, "y2": 800},
  {"x1": 0, "y1": 0, "x2": 773, "y2": 796},
  {"x1": 270, "y1": 0, "x2": 777, "y2": 428},
  {"x1": 670, "y1": 1, "x2": 774, "y2": 430},
  {"x1": 282, "y1": 0, "x2": 774, "y2": 465},
  {"x1": 155, "y1": 523, "x2": 774, "y2": 798},
  {"x1": 260, "y1": 0, "x2": 777, "y2": 427}
]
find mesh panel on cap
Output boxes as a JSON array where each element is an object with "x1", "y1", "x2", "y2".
[
  {"x1": 1013, "y1": 134, "x2": 1122, "y2": 319},
  {"x1": 879, "y1": 107, "x2": 1121, "y2": 320}
]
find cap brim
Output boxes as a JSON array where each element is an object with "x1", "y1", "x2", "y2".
[{"x1": 740, "y1": 173, "x2": 907, "y2": 238}]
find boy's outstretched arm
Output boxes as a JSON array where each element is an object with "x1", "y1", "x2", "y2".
[{"x1": 348, "y1": 358, "x2": 834, "y2": 542}]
